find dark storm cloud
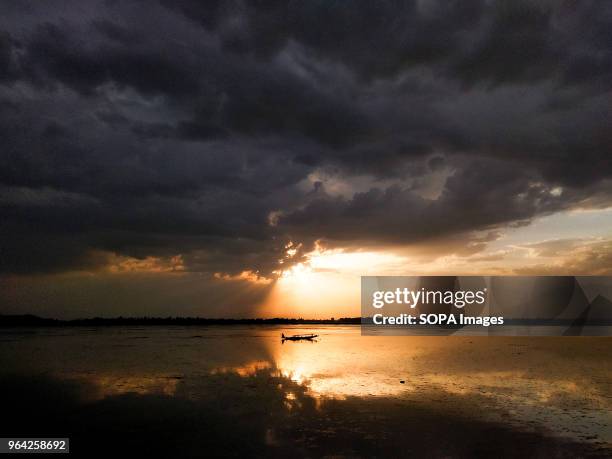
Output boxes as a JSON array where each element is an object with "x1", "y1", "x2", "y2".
[
  {"x1": 23, "y1": 22, "x2": 201, "y2": 96},
  {"x1": 0, "y1": 0, "x2": 610, "y2": 277},
  {"x1": 276, "y1": 157, "x2": 588, "y2": 246},
  {"x1": 164, "y1": 0, "x2": 498, "y2": 81},
  {"x1": 0, "y1": 31, "x2": 18, "y2": 82}
]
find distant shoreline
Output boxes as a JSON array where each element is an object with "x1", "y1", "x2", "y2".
[
  {"x1": 2, "y1": 314, "x2": 610, "y2": 328},
  {"x1": 0, "y1": 314, "x2": 362, "y2": 327}
]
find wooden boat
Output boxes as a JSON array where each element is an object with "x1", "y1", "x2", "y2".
[{"x1": 281, "y1": 333, "x2": 318, "y2": 341}]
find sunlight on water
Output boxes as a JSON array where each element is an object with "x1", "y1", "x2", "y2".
[
  {"x1": 269, "y1": 331, "x2": 421, "y2": 397},
  {"x1": 1, "y1": 325, "x2": 610, "y2": 447}
]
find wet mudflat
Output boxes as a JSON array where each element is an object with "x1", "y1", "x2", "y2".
[{"x1": 1, "y1": 325, "x2": 610, "y2": 457}]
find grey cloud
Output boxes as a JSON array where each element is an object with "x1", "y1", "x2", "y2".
[
  {"x1": 0, "y1": 0, "x2": 610, "y2": 279},
  {"x1": 277, "y1": 158, "x2": 579, "y2": 245}
]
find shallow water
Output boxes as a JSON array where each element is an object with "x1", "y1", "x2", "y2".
[{"x1": 1, "y1": 325, "x2": 610, "y2": 457}]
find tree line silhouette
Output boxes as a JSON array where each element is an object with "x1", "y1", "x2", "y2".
[{"x1": 0, "y1": 314, "x2": 361, "y2": 327}]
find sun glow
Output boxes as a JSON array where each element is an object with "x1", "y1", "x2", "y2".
[
  {"x1": 277, "y1": 243, "x2": 409, "y2": 281},
  {"x1": 279, "y1": 262, "x2": 313, "y2": 281},
  {"x1": 260, "y1": 244, "x2": 411, "y2": 318}
]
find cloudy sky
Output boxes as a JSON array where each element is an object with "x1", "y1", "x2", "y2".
[{"x1": 1, "y1": 0, "x2": 611, "y2": 318}]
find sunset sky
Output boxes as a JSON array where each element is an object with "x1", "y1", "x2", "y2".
[{"x1": 1, "y1": 1, "x2": 611, "y2": 318}]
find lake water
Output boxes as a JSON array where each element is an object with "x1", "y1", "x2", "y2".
[{"x1": 1, "y1": 325, "x2": 610, "y2": 457}]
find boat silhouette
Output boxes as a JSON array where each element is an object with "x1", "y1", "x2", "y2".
[{"x1": 281, "y1": 333, "x2": 318, "y2": 341}]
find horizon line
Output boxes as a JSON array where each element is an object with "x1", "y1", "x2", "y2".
[{"x1": 0, "y1": 314, "x2": 362, "y2": 326}]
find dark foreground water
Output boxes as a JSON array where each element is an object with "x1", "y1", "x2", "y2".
[{"x1": 1, "y1": 325, "x2": 610, "y2": 458}]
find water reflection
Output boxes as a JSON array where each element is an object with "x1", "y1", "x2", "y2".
[
  {"x1": 69, "y1": 374, "x2": 180, "y2": 399},
  {"x1": 0, "y1": 325, "x2": 610, "y2": 456},
  {"x1": 273, "y1": 330, "x2": 426, "y2": 397}
]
